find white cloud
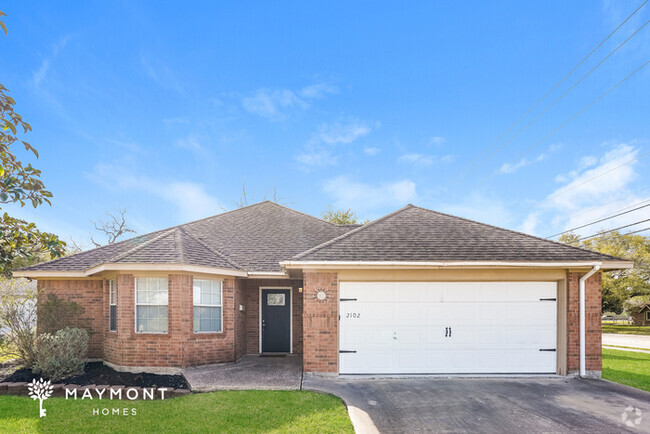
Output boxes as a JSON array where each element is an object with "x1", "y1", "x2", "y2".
[
  {"x1": 298, "y1": 83, "x2": 338, "y2": 99},
  {"x1": 363, "y1": 147, "x2": 380, "y2": 156},
  {"x1": 518, "y1": 212, "x2": 539, "y2": 235},
  {"x1": 398, "y1": 153, "x2": 435, "y2": 166},
  {"x1": 32, "y1": 35, "x2": 71, "y2": 86},
  {"x1": 295, "y1": 147, "x2": 337, "y2": 168},
  {"x1": 174, "y1": 134, "x2": 202, "y2": 151},
  {"x1": 498, "y1": 143, "x2": 563, "y2": 174},
  {"x1": 522, "y1": 143, "x2": 648, "y2": 238},
  {"x1": 87, "y1": 162, "x2": 221, "y2": 221},
  {"x1": 398, "y1": 153, "x2": 454, "y2": 166},
  {"x1": 498, "y1": 158, "x2": 530, "y2": 174},
  {"x1": 318, "y1": 121, "x2": 372, "y2": 145},
  {"x1": 242, "y1": 82, "x2": 337, "y2": 120},
  {"x1": 295, "y1": 120, "x2": 377, "y2": 169},
  {"x1": 323, "y1": 176, "x2": 417, "y2": 214},
  {"x1": 429, "y1": 136, "x2": 446, "y2": 146}
]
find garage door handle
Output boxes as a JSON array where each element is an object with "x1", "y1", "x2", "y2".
[
  {"x1": 539, "y1": 348, "x2": 556, "y2": 352},
  {"x1": 340, "y1": 350, "x2": 357, "y2": 353}
]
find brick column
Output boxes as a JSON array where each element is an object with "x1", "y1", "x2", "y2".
[
  {"x1": 567, "y1": 271, "x2": 602, "y2": 375},
  {"x1": 303, "y1": 272, "x2": 338, "y2": 374}
]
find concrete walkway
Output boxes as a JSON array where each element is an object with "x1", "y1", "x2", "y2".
[
  {"x1": 603, "y1": 333, "x2": 650, "y2": 350},
  {"x1": 182, "y1": 355, "x2": 303, "y2": 392},
  {"x1": 304, "y1": 376, "x2": 650, "y2": 433}
]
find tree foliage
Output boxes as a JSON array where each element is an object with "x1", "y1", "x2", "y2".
[
  {"x1": 559, "y1": 230, "x2": 650, "y2": 313},
  {"x1": 0, "y1": 12, "x2": 66, "y2": 275},
  {"x1": 320, "y1": 205, "x2": 368, "y2": 225}
]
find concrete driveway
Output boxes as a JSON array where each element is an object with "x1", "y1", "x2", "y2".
[
  {"x1": 304, "y1": 376, "x2": 650, "y2": 433},
  {"x1": 182, "y1": 355, "x2": 302, "y2": 391},
  {"x1": 603, "y1": 333, "x2": 650, "y2": 350}
]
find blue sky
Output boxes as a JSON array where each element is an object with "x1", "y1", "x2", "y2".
[{"x1": 2, "y1": 1, "x2": 649, "y2": 248}]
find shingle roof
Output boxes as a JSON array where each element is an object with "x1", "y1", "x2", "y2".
[
  {"x1": 20, "y1": 202, "x2": 622, "y2": 275},
  {"x1": 20, "y1": 202, "x2": 352, "y2": 273},
  {"x1": 292, "y1": 204, "x2": 621, "y2": 263}
]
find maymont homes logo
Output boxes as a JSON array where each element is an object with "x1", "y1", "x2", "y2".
[
  {"x1": 27, "y1": 377, "x2": 170, "y2": 417},
  {"x1": 27, "y1": 378, "x2": 53, "y2": 417},
  {"x1": 622, "y1": 405, "x2": 643, "y2": 428}
]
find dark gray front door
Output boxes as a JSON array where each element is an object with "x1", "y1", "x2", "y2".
[{"x1": 261, "y1": 289, "x2": 291, "y2": 353}]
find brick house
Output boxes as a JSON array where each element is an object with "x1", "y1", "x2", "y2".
[{"x1": 15, "y1": 202, "x2": 631, "y2": 377}]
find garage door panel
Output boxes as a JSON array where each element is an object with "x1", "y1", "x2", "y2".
[{"x1": 340, "y1": 281, "x2": 557, "y2": 374}]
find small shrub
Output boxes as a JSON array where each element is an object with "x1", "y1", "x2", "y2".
[{"x1": 33, "y1": 327, "x2": 88, "y2": 381}]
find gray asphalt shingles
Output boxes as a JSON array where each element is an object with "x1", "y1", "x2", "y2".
[{"x1": 19, "y1": 202, "x2": 619, "y2": 274}]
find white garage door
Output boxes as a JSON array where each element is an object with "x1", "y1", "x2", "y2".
[{"x1": 339, "y1": 281, "x2": 557, "y2": 374}]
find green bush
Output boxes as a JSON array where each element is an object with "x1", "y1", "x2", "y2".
[{"x1": 33, "y1": 327, "x2": 88, "y2": 381}]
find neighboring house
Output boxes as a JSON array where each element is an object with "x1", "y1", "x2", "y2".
[
  {"x1": 631, "y1": 305, "x2": 650, "y2": 326},
  {"x1": 14, "y1": 202, "x2": 632, "y2": 377},
  {"x1": 0, "y1": 278, "x2": 37, "y2": 336}
]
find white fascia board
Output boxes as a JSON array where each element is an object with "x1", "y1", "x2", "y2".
[
  {"x1": 247, "y1": 271, "x2": 289, "y2": 279},
  {"x1": 12, "y1": 270, "x2": 89, "y2": 278},
  {"x1": 280, "y1": 260, "x2": 633, "y2": 270},
  {"x1": 84, "y1": 263, "x2": 248, "y2": 277}
]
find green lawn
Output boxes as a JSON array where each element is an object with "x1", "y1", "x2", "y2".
[
  {"x1": 602, "y1": 348, "x2": 650, "y2": 393},
  {"x1": 601, "y1": 324, "x2": 650, "y2": 335},
  {"x1": 0, "y1": 390, "x2": 353, "y2": 433}
]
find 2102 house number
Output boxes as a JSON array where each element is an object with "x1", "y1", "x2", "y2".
[{"x1": 346, "y1": 313, "x2": 361, "y2": 319}]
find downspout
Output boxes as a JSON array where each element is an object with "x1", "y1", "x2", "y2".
[{"x1": 579, "y1": 264, "x2": 601, "y2": 378}]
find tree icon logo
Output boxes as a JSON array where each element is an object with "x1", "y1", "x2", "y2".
[{"x1": 28, "y1": 378, "x2": 53, "y2": 418}]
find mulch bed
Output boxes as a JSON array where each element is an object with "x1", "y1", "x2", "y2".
[{"x1": 2, "y1": 362, "x2": 188, "y2": 389}]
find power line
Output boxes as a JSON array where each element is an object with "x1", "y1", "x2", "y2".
[
  {"x1": 445, "y1": 0, "x2": 649, "y2": 188},
  {"x1": 546, "y1": 202, "x2": 650, "y2": 238},
  {"x1": 456, "y1": 20, "x2": 649, "y2": 185},
  {"x1": 571, "y1": 193, "x2": 650, "y2": 220},
  {"x1": 495, "y1": 60, "x2": 650, "y2": 180},
  {"x1": 545, "y1": 148, "x2": 650, "y2": 202},
  {"x1": 584, "y1": 226, "x2": 650, "y2": 243},
  {"x1": 576, "y1": 218, "x2": 650, "y2": 242}
]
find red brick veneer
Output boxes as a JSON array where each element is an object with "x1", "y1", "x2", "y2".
[
  {"x1": 37, "y1": 280, "x2": 105, "y2": 359},
  {"x1": 302, "y1": 272, "x2": 338, "y2": 373},
  {"x1": 566, "y1": 271, "x2": 602, "y2": 374}
]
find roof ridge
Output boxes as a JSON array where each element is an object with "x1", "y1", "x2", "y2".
[
  {"x1": 264, "y1": 201, "x2": 347, "y2": 227},
  {"x1": 292, "y1": 204, "x2": 415, "y2": 260},
  {"x1": 175, "y1": 229, "x2": 185, "y2": 264},
  {"x1": 178, "y1": 226, "x2": 246, "y2": 271},
  {"x1": 105, "y1": 228, "x2": 178, "y2": 265},
  {"x1": 19, "y1": 202, "x2": 274, "y2": 272},
  {"x1": 409, "y1": 205, "x2": 622, "y2": 261}
]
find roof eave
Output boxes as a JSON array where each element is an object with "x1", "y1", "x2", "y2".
[
  {"x1": 14, "y1": 263, "x2": 248, "y2": 279},
  {"x1": 280, "y1": 260, "x2": 633, "y2": 271}
]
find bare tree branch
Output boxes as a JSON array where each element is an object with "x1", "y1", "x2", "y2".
[{"x1": 89, "y1": 209, "x2": 135, "y2": 247}]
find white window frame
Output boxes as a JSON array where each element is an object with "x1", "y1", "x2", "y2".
[
  {"x1": 134, "y1": 277, "x2": 169, "y2": 334},
  {"x1": 109, "y1": 280, "x2": 117, "y2": 332},
  {"x1": 193, "y1": 279, "x2": 223, "y2": 334}
]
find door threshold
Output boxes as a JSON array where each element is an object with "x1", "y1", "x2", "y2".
[{"x1": 259, "y1": 353, "x2": 289, "y2": 358}]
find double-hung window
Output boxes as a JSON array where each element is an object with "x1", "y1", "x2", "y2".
[
  {"x1": 193, "y1": 279, "x2": 222, "y2": 333},
  {"x1": 109, "y1": 280, "x2": 117, "y2": 332},
  {"x1": 135, "y1": 277, "x2": 168, "y2": 333}
]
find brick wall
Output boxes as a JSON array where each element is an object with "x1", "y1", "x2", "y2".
[
  {"x1": 244, "y1": 279, "x2": 303, "y2": 354},
  {"x1": 567, "y1": 271, "x2": 602, "y2": 374},
  {"x1": 37, "y1": 279, "x2": 104, "y2": 359},
  {"x1": 302, "y1": 272, "x2": 338, "y2": 373}
]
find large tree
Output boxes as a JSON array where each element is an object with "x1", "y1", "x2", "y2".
[
  {"x1": 559, "y1": 230, "x2": 650, "y2": 313},
  {"x1": 0, "y1": 12, "x2": 66, "y2": 275}
]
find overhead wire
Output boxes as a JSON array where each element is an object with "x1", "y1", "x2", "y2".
[{"x1": 445, "y1": 0, "x2": 649, "y2": 188}]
